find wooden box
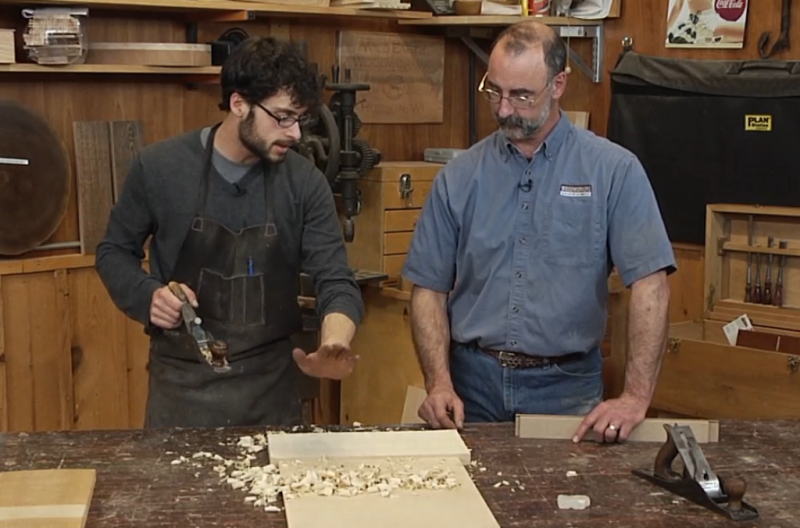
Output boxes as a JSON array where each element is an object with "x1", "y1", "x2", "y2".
[
  {"x1": 346, "y1": 161, "x2": 442, "y2": 290},
  {"x1": 629, "y1": 204, "x2": 800, "y2": 419},
  {"x1": 0, "y1": 29, "x2": 15, "y2": 64}
]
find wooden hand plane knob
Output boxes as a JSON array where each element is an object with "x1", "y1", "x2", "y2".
[{"x1": 723, "y1": 476, "x2": 746, "y2": 512}]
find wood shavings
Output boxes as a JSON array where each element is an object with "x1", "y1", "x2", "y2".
[{"x1": 168, "y1": 430, "x2": 465, "y2": 514}]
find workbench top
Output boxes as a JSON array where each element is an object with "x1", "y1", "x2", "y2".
[{"x1": 2, "y1": 421, "x2": 798, "y2": 527}]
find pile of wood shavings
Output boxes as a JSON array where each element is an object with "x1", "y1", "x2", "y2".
[{"x1": 171, "y1": 432, "x2": 464, "y2": 513}]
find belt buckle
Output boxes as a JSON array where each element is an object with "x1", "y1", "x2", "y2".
[{"x1": 496, "y1": 351, "x2": 518, "y2": 368}]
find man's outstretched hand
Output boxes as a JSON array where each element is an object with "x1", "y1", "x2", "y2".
[
  {"x1": 292, "y1": 342, "x2": 359, "y2": 380},
  {"x1": 572, "y1": 393, "x2": 649, "y2": 443}
]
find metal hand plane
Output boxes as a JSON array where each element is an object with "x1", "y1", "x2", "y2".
[{"x1": 168, "y1": 281, "x2": 231, "y2": 373}]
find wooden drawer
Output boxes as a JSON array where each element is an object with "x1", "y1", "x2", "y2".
[
  {"x1": 384, "y1": 232, "x2": 413, "y2": 255},
  {"x1": 384, "y1": 209, "x2": 419, "y2": 232}
]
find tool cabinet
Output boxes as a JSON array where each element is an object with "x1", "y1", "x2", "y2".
[
  {"x1": 614, "y1": 204, "x2": 800, "y2": 419},
  {"x1": 345, "y1": 161, "x2": 442, "y2": 291}
]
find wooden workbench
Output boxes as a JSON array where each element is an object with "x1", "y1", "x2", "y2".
[{"x1": 2, "y1": 421, "x2": 798, "y2": 527}]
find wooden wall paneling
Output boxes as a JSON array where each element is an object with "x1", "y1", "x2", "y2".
[
  {"x1": 0, "y1": 276, "x2": 6, "y2": 432},
  {"x1": 125, "y1": 317, "x2": 150, "y2": 429},
  {"x1": 2, "y1": 272, "x2": 74, "y2": 431},
  {"x1": 68, "y1": 268, "x2": 131, "y2": 430}
]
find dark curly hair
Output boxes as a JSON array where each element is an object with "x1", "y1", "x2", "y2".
[{"x1": 218, "y1": 36, "x2": 322, "y2": 112}]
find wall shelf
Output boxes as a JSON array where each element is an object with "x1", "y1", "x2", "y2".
[
  {"x1": 0, "y1": 0, "x2": 433, "y2": 20},
  {"x1": 400, "y1": 15, "x2": 605, "y2": 83},
  {"x1": 397, "y1": 15, "x2": 600, "y2": 26},
  {"x1": 0, "y1": 63, "x2": 221, "y2": 75}
]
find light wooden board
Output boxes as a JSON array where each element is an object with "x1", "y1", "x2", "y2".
[
  {"x1": 0, "y1": 469, "x2": 96, "y2": 528},
  {"x1": 0, "y1": 29, "x2": 14, "y2": 64},
  {"x1": 87, "y1": 42, "x2": 212, "y2": 66},
  {"x1": 267, "y1": 430, "x2": 471, "y2": 464},
  {"x1": 279, "y1": 457, "x2": 500, "y2": 528},
  {"x1": 400, "y1": 385, "x2": 426, "y2": 424},
  {"x1": 336, "y1": 30, "x2": 445, "y2": 124},
  {"x1": 515, "y1": 414, "x2": 719, "y2": 443}
]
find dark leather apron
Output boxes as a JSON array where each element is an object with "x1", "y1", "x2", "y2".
[{"x1": 144, "y1": 124, "x2": 304, "y2": 429}]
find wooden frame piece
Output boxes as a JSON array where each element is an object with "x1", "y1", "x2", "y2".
[
  {"x1": 514, "y1": 414, "x2": 720, "y2": 443},
  {"x1": 268, "y1": 429, "x2": 472, "y2": 464}
]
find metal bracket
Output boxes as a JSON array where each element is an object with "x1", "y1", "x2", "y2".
[{"x1": 446, "y1": 23, "x2": 604, "y2": 83}]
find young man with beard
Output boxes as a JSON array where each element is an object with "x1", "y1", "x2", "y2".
[
  {"x1": 402, "y1": 21, "x2": 676, "y2": 443},
  {"x1": 95, "y1": 37, "x2": 363, "y2": 429}
]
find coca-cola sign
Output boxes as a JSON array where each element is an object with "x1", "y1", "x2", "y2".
[{"x1": 715, "y1": 0, "x2": 747, "y2": 22}]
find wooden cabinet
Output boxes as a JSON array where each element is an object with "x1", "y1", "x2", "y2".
[
  {"x1": 612, "y1": 204, "x2": 800, "y2": 419},
  {"x1": 346, "y1": 161, "x2": 442, "y2": 290}
]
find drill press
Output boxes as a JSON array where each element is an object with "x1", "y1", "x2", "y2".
[{"x1": 296, "y1": 64, "x2": 382, "y2": 243}]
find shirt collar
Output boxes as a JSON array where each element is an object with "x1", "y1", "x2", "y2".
[{"x1": 495, "y1": 110, "x2": 572, "y2": 162}]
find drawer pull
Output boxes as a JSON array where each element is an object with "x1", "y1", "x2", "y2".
[
  {"x1": 399, "y1": 173, "x2": 413, "y2": 200},
  {"x1": 667, "y1": 337, "x2": 681, "y2": 354}
]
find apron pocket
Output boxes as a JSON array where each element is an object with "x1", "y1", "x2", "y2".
[{"x1": 197, "y1": 269, "x2": 266, "y2": 326}]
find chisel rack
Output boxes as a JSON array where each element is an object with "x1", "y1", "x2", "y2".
[
  {"x1": 622, "y1": 203, "x2": 800, "y2": 420},
  {"x1": 706, "y1": 204, "x2": 800, "y2": 332}
]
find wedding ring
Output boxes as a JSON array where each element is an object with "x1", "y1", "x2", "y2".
[{"x1": 607, "y1": 424, "x2": 617, "y2": 431}]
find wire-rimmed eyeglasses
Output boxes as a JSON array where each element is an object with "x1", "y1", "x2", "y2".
[
  {"x1": 254, "y1": 102, "x2": 313, "y2": 128},
  {"x1": 477, "y1": 72, "x2": 538, "y2": 109}
]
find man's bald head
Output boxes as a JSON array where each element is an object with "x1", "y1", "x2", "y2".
[{"x1": 492, "y1": 21, "x2": 567, "y2": 81}]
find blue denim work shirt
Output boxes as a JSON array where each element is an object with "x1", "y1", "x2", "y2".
[{"x1": 402, "y1": 112, "x2": 677, "y2": 357}]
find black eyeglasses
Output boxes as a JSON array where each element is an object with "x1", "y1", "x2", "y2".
[{"x1": 254, "y1": 102, "x2": 312, "y2": 128}]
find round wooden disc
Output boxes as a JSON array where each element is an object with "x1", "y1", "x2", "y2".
[{"x1": 0, "y1": 100, "x2": 70, "y2": 256}]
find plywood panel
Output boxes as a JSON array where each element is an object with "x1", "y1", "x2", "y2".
[
  {"x1": 279, "y1": 457, "x2": 500, "y2": 528},
  {"x1": 0, "y1": 469, "x2": 95, "y2": 528},
  {"x1": 268, "y1": 429, "x2": 471, "y2": 463}
]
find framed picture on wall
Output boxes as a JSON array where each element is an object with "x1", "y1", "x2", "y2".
[{"x1": 665, "y1": 0, "x2": 749, "y2": 49}]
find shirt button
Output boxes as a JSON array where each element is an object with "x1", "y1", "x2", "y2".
[
  {"x1": 519, "y1": 237, "x2": 527, "y2": 244},
  {"x1": 510, "y1": 340, "x2": 518, "y2": 347},
  {"x1": 522, "y1": 203, "x2": 529, "y2": 210},
  {"x1": 516, "y1": 271, "x2": 523, "y2": 279},
  {"x1": 511, "y1": 306, "x2": 519, "y2": 313},
  {"x1": 524, "y1": 170, "x2": 531, "y2": 176}
]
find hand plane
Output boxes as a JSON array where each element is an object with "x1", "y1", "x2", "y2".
[
  {"x1": 168, "y1": 281, "x2": 231, "y2": 373},
  {"x1": 632, "y1": 424, "x2": 758, "y2": 521}
]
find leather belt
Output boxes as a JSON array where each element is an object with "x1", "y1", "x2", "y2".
[{"x1": 479, "y1": 348, "x2": 583, "y2": 369}]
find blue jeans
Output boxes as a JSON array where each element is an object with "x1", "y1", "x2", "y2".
[{"x1": 449, "y1": 343, "x2": 604, "y2": 422}]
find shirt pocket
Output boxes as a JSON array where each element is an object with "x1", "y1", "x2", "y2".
[{"x1": 542, "y1": 196, "x2": 600, "y2": 268}]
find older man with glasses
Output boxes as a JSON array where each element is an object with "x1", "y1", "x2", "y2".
[
  {"x1": 402, "y1": 20, "x2": 676, "y2": 443},
  {"x1": 95, "y1": 36, "x2": 363, "y2": 429}
]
